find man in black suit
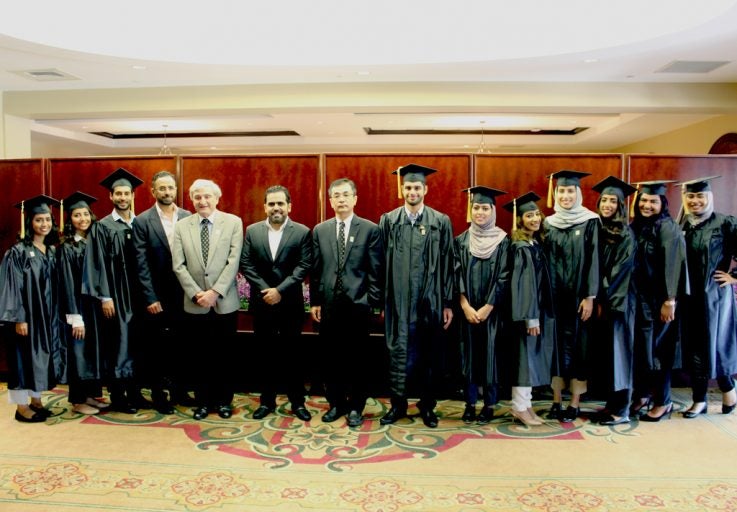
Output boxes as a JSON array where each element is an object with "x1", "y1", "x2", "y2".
[
  {"x1": 310, "y1": 178, "x2": 383, "y2": 427},
  {"x1": 132, "y1": 171, "x2": 193, "y2": 414},
  {"x1": 240, "y1": 185, "x2": 313, "y2": 422}
]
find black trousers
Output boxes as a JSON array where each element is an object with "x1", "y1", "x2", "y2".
[
  {"x1": 185, "y1": 310, "x2": 237, "y2": 408},
  {"x1": 320, "y1": 297, "x2": 372, "y2": 412},
  {"x1": 138, "y1": 307, "x2": 189, "y2": 400},
  {"x1": 252, "y1": 303, "x2": 307, "y2": 409}
]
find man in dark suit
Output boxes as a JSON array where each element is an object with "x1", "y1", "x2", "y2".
[
  {"x1": 310, "y1": 178, "x2": 383, "y2": 427},
  {"x1": 240, "y1": 185, "x2": 313, "y2": 422},
  {"x1": 132, "y1": 171, "x2": 193, "y2": 414},
  {"x1": 172, "y1": 179, "x2": 243, "y2": 420}
]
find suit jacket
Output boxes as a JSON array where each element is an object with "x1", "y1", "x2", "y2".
[
  {"x1": 172, "y1": 210, "x2": 244, "y2": 315},
  {"x1": 239, "y1": 219, "x2": 312, "y2": 312},
  {"x1": 311, "y1": 215, "x2": 383, "y2": 309},
  {"x1": 132, "y1": 205, "x2": 191, "y2": 310}
]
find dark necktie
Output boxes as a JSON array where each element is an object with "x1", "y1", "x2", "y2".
[
  {"x1": 201, "y1": 218, "x2": 209, "y2": 266},
  {"x1": 336, "y1": 221, "x2": 346, "y2": 292}
]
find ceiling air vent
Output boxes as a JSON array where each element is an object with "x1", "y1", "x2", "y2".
[
  {"x1": 656, "y1": 61, "x2": 730, "y2": 74},
  {"x1": 12, "y1": 69, "x2": 81, "y2": 81}
]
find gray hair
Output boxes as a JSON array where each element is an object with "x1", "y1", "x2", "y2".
[{"x1": 189, "y1": 179, "x2": 222, "y2": 199}]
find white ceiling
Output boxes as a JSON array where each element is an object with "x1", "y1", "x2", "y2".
[{"x1": 2, "y1": 0, "x2": 737, "y2": 156}]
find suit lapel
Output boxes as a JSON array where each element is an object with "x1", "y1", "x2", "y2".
[
  {"x1": 327, "y1": 219, "x2": 339, "y2": 263},
  {"x1": 150, "y1": 210, "x2": 170, "y2": 251},
  {"x1": 258, "y1": 222, "x2": 274, "y2": 262},
  {"x1": 344, "y1": 217, "x2": 360, "y2": 261},
  {"x1": 188, "y1": 216, "x2": 206, "y2": 268},
  {"x1": 207, "y1": 214, "x2": 226, "y2": 266},
  {"x1": 274, "y1": 221, "x2": 294, "y2": 262}
]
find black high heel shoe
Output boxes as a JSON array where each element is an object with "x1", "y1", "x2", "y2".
[
  {"x1": 723, "y1": 403, "x2": 736, "y2": 415},
  {"x1": 682, "y1": 402, "x2": 708, "y2": 419},
  {"x1": 629, "y1": 397, "x2": 651, "y2": 417},
  {"x1": 639, "y1": 403, "x2": 673, "y2": 422},
  {"x1": 546, "y1": 402, "x2": 562, "y2": 420}
]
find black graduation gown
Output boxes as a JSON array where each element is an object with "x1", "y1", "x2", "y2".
[
  {"x1": 509, "y1": 239, "x2": 557, "y2": 387},
  {"x1": 83, "y1": 219, "x2": 135, "y2": 379},
  {"x1": 631, "y1": 215, "x2": 689, "y2": 371},
  {"x1": 59, "y1": 237, "x2": 105, "y2": 381},
  {"x1": 453, "y1": 231, "x2": 510, "y2": 389},
  {"x1": 0, "y1": 242, "x2": 64, "y2": 391},
  {"x1": 595, "y1": 223, "x2": 637, "y2": 392},
  {"x1": 681, "y1": 212, "x2": 737, "y2": 378},
  {"x1": 543, "y1": 217, "x2": 599, "y2": 381},
  {"x1": 379, "y1": 206, "x2": 454, "y2": 397}
]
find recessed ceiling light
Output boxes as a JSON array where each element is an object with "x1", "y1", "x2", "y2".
[
  {"x1": 583, "y1": 58, "x2": 598, "y2": 63},
  {"x1": 357, "y1": 71, "x2": 370, "y2": 76},
  {"x1": 131, "y1": 65, "x2": 147, "y2": 70}
]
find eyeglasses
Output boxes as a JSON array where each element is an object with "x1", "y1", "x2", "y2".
[{"x1": 330, "y1": 192, "x2": 354, "y2": 199}]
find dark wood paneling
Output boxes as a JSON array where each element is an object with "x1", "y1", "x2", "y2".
[
  {"x1": 324, "y1": 154, "x2": 472, "y2": 235},
  {"x1": 47, "y1": 156, "x2": 178, "y2": 220},
  {"x1": 0, "y1": 159, "x2": 46, "y2": 253},
  {"x1": 180, "y1": 155, "x2": 320, "y2": 228},
  {"x1": 475, "y1": 154, "x2": 624, "y2": 232},
  {"x1": 628, "y1": 155, "x2": 737, "y2": 215}
]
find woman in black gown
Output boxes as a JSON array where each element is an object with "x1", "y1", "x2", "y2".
[
  {"x1": 630, "y1": 180, "x2": 688, "y2": 422},
  {"x1": 454, "y1": 186, "x2": 510, "y2": 424},
  {"x1": 504, "y1": 192, "x2": 556, "y2": 427},
  {"x1": 678, "y1": 176, "x2": 737, "y2": 418},
  {"x1": 591, "y1": 176, "x2": 637, "y2": 426},
  {"x1": 58, "y1": 192, "x2": 112, "y2": 415},
  {"x1": 0, "y1": 195, "x2": 64, "y2": 422},
  {"x1": 543, "y1": 170, "x2": 599, "y2": 422}
]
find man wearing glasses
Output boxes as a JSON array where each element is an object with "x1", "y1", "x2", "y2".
[{"x1": 310, "y1": 178, "x2": 383, "y2": 427}]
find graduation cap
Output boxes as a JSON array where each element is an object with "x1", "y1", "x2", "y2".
[
  {"x1": 391, "y1": 163, "x2": 437, "y2": 198},
  {"x1": 592, "y1": 176, "x2": 637, "y2": 198},
  {"x1": 99, "y1": 167, "x2": 143, "y2": 214},
  {"x1": 60, "y1": 191, "x2": 97, "y2": 232},
  {"x1": 678, "y1": 175, "x2": 721, "y2": 193},
  {"x1": 629, "y1": 180, "x2": 676, "y2": 217},
  {"x1": 13, "y1": 194, "x2": 60, "y2": 239},
  {"x1": 462, "y1": 186, "x2": 507, "y2": 222},
  {"x1": 502, "y1": 191, "x2": 541, "y2": 232},
  {"x1": 547, "y1": 170, "x2": 591, "y2": 207}
]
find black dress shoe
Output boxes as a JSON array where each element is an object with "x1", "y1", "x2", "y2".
[
  {"x1": 154, "y1": 401, "x2": 175, "y2": 415},
  {"x1": 461, "y1": 405, "x2": 476, "y2": 423},
  {"x1": 193, "y1": 407, "x2": 209, "y2": 420},
  {"x1": 173, "y1": 393, "x2": 197, "y2": 407},
  {"x1": 217, "y1": 405, "x2": 232, "y2": 419},
  {"x1": 560, "y1": 406, "x2": 579, "y2": 422},
  {"x1": 111, "y1": 401, "x2": 138, "y2": 414},
  {"x1": 477, "y1": 406, "x2": 494, "y2": 424},
  {"x1": 420, "y1": 409, "x2": 439, "y2": 428},
  {"x1": 15, "y1": 410, "x2": 45, "y2": 423},
  {"x1": 683, "y1": 402, "x2": 708, "y2": 418},
  {"x1": 546, "y1": 402, "x2": 562, "y2": 420},
  {"x1": 723, "y1": 403, "x2": 736, "y2": 415},
  {"x1": 639, "y1": 403, "x2": 673, "y2": 422},
  {"x1": 599, "y1": 414, "x2": 630, "y2": 426},
  {"x1": 252, "y1": 405, "x2": 274, "y2": 420},
  {"x1": 130, "y1": 395, "x2": 153, "y2": 410},
  {"x1": 29, "y1": 404, "x2": 51, "y2": 418},
  {"x1": 380, "y1": 407, "x2": 407, "y2": 425},
  {"x1": 322, "y1": 406, "x2": 344, "y2": 423},
  {"x1": 346, "y1": 410, "x2": 364, "y2": 427},
  {"x1": 293, "y1": 407, "x2": 312, "y2": 422}
]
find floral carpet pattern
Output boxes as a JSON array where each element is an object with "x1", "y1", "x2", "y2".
[{"x1": 2, "y1": 384, "x2": 737, "y2": 511}]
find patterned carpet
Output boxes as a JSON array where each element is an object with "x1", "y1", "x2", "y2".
[{"x1": 1, "y1": 384, "x2": 737, "y2": 511}]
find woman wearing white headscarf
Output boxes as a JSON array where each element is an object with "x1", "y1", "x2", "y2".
[
  {"x1": 543, "y1": 170, "x2": 599, "y2": 422},
  {"x1": 454, "y1": 186, "x2": 510, "y2": 424},
  {"x1": 679, "y1": 176, "x2": 737, "y2": 418}
]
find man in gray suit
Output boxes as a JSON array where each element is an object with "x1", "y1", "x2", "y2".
[
  {"x1": 132, "y1": 171, "x2": 192, "y2": 414},
  {"x1": 310, "y1": 178, "x2": 383, "y2": 427},
  {"x1": 172, "y1": 179, "x2": 243, "y2": 420},
  {"x1": 240, "y1": 185, "x2": 312, "y2": 422}
]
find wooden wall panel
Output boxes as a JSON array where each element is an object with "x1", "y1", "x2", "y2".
[
  {"x1": 324, "y1": 154, "x2": 472, "y2": 235},
  {"x1": 628, "y1": 155, "x2": 737, "y2": 215},
  {"x1": 47, "y1": 156, "x2": 178, "y2": 220},
  {"x1": 0, "y1": 159, "x2": 46, "y2": 254},
  {"x1": 475, "y1": 154, "x2": 624, "y2": 232},
  {"x1": 180, "y1": 155, "x2": 320, "y2": 229}
]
